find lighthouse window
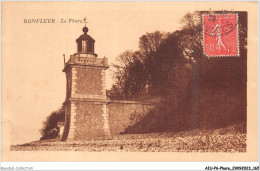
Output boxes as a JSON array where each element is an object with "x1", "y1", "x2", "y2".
[
  {"x1": 88, "y1": 42, "x2": 93, "y2": 53},
  {"x1": 77, "y1": 41, "x2": 82, "y2": 52},
  {"x1": 82, "y1": 40, "x2": 87, "y2": 52}
]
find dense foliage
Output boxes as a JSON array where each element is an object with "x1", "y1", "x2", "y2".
[
  {"x1": 109, "y1": 11, "x2": 247, "y2": 133},
  {"x1": 40, "y1": 105, "x2": 65, "y2": 140}
]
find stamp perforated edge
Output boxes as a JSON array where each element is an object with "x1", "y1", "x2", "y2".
[{"x1": 202, "y1": 13, "x2": 240, "y2": 57}]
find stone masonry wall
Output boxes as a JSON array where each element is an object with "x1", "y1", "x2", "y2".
[
  {"x1": 62, "y1": 66, "x2": 108, "y2": 141},
  {"x1": 74, "y1": 102, "x2": 106, "y2": 140},
  {"x1": 62, "y1": 65, "x2": 153, "y2": 141},
  {"x1": 75, "y1": 67, "x2": 103, "y2": 95},
  {"x1": 65, "y1": 68, "x2": 72, "y2": 100},
  {"x1": 61, "y1": 102, "x2": 71, "y2": 141},
  {"x1": 108, "y1": 101, "x2": 154, "y2": 136},
  {"x1": 63, "y1": 98, "x2": 153, "y2": 140}
]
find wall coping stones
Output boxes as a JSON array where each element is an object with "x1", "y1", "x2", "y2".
[
  {"x1": 108, "y1": 100, "x2": 151, "y2": 105},
  {"x1": 67, "y1": 98, "x2": 153, "y2": 105},
  {"x1": 69, "y1": 98, "x2": 109, "y2": 104},
  {"x1": 63, "y1": 62, "x2": 109, "y2": 72}
]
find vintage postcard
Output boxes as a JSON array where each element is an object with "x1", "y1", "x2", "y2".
[{"x1": 1, "y1": 1, "x2": 258, "y2": 161}]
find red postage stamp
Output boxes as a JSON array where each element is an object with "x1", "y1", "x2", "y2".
[{"x1": 203, "y1": 13, "x2": 239, "y2": 57}]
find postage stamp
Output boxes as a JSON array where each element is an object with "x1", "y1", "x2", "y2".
[{"x1": 203, "y1": 13, "x2": 239, "y2": 57}]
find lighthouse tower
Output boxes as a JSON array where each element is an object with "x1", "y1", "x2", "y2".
[{"x1": 61, "y1": 26, "x2": 111, "y2": 141}]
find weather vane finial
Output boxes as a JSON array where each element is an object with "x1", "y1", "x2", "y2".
[{"x1": 83, "y1": 15, "x2": 88, "y2": 27}]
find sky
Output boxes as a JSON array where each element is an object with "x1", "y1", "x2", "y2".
[
  {"x1": 2, "y1": 1, "x2": 250, "y2": 145},
  {"x1": 2, "y1": 1, "x2": 189, "y2": 145}
]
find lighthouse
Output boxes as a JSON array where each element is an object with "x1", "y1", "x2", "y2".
[{"x1": 61, "y1": 26, "x2": 111, "y2": 141}]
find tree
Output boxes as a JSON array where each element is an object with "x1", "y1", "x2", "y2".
[
  {"x1": 146, "y1": 31, "x2": 189, "y2": 96},
  {"x1": 139, "y1": 31, "x2": 170, "y2": 58},
  {"x1": 40, "y1": 105, "x2": 65, "y2": 140},
  {"x1": 110, "y1": 11, "x2": 247, "y2": 133},
  {"x1": 178, "y1": 11, "x2": 247, "y2": 128},
  {"x1": 111, "y1": 50, "x2": 134, "y2": 97},
  {"x1": 110, "y1": 50, "x2": 147, "y2": 99},
  {"x1": 110, "y1": 31, "x2": 187, "y2": 98},
  {"x1": 179, "y1": 11, "x2": 204, "y2": 62}
]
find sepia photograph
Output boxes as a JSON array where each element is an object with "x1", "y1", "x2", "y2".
[{"x1": 1, "y1": 1, "x2": 258, "y2": 162}]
